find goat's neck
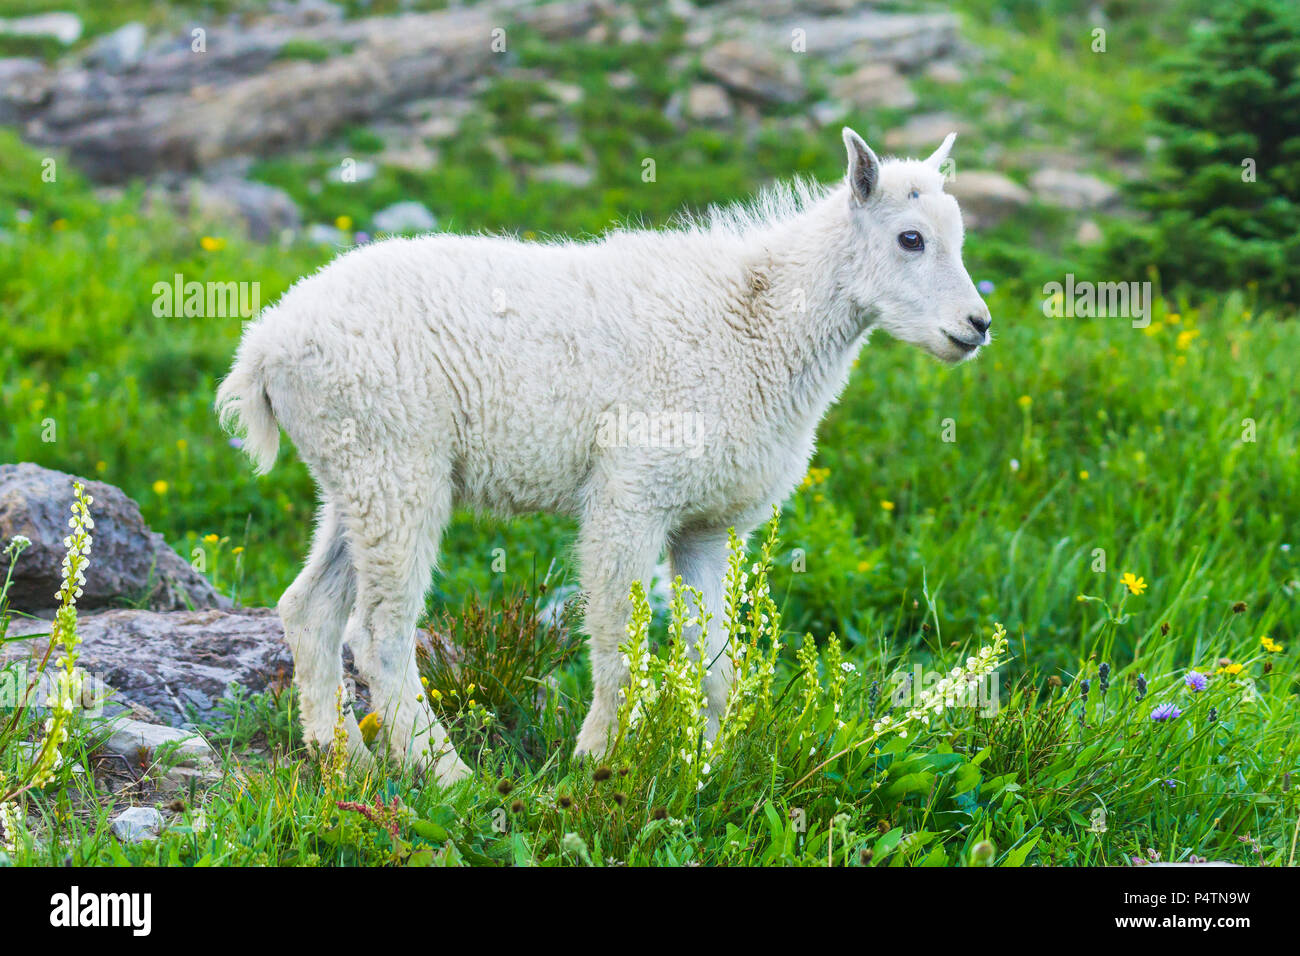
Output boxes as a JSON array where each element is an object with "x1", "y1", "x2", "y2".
[{"x1": 745, "y1": 199, "x2": 870, "y2": 425}]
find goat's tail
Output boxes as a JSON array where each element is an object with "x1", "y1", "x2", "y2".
[{"x1": 215, "y1": 320, "x2": 281, "y2": 476}]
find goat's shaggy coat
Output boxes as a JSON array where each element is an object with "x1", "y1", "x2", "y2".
[{"x1": 217, "y1": 129, "x2": 991, "y2": 781}]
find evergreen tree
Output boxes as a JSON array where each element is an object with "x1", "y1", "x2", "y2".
[{"x1": 1106, "y1": 0, "x2": 1300, "y2": 304}]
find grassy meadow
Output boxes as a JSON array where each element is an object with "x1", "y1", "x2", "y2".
[{"x1": 1, "y1": 0, "x2": 1297, "y2": 866}]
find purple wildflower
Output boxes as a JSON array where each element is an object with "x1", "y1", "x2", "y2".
[
  {"x1": 228, "y1": 437, "x2": 244, "y2": 450},
  {"x1": 977, "y1": 279, "x2": 995, "y2": 295},
  {"x1": 1151, "y1": 702, "x2": 1182, "y2": 721},
  {"x1": 1184, "y1": 670, "x2": 1207, "y2": 692}
]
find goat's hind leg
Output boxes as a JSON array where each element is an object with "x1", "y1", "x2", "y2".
[
  {"x1": 340, "y1": 471, "x2": 470, "y2": 786},
  {"x1": 278, "y1": 500, "x2": 370, "y2": 765}
]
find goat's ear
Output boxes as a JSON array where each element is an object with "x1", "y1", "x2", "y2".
[
  {"x1": 842, "y1": 127, "x2": 879, "y2": 204},
  {"x1": 925, "y1": 132, "x2": 957, "y2": 170}
]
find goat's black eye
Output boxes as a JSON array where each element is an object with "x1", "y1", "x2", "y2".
[{"x1": 898, "y1": 230, "x2": 924, "y2": 251}]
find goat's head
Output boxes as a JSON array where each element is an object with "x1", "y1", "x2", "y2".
[{"x1": 838, "y1": 127, "x2": 991, "y2": 364}]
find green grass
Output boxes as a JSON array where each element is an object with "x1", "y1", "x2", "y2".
[{"x1": 0, "y1": 0, "x2": 1297, "y2": 866}]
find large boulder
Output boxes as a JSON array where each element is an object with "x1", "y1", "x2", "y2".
[
  {"x1": 10, "y1": 0, "x2": 604, "y2": 182},
  {"x1": 0, "y1": 463, "x2": 230, "y2": 614},
  {"x1": 946, "y1": 171, "x2": 1032, "y2": 229},
  {"x1": 1, "y1": 607, "x2": 368, "y2": 727}
]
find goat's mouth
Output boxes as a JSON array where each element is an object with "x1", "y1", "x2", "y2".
[{"x1": 944, "y1": 331, "x2": 983, "y2": 353}]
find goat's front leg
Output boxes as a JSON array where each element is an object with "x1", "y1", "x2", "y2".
[
  {"x1": 573, "y1": 507, "x2": 668, "y2": 760},
  {"x1": 670, "y1": 529, "x2": 735, "y2": 739}
]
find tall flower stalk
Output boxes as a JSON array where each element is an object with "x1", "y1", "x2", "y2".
[{"x1": 3, "y1": 481, "x2": 93, "y2": 800}]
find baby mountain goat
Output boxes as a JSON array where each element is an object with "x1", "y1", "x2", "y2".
[{"x1": 217, "y1": 128, "x2": 992, "y2": 784}]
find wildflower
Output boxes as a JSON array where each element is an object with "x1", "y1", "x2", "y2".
[
  {"x1": 232, "y1": 546, "x2": 244, "y2": 555},
  {"x1": 1079, "y1": 678, "x2": 1090, "y2": 701},
  {"x1": 1017, "y1": 395, "x2": 1032, "y2": 409},
  {"x1": 880, "y1": 500, "x2": 894, "y2": 512},
  {"x1": 358, "y1": 711, "x2": 382, "y2": 743},
  {"x1": 199, "y1": 235, "x2": 226, "y2": 251},
  {"x1": 1208, "y1": 707, "x2": 1218, "y2": 723},
  {"x1": 0, "y1": 799, "x2": 22, "y2": 853},
  {"x1": 1078, "y1": 470, "x2": 1089, "y2": 480},
  {"x1": 510, "y1": 799, "x2": 524, "y2": 814},
  {"x1": 335, "y1": 215, "x2": 353, "y2": 231},
  {"x1": 1098, "y1": 662, "x2": 1110, "y2": 697},
  {"x1": 1120, "y1": 572, "x2": 1147, "y2": 595},
  {"x1": 1009, "y1": 458, "x2": 1020, "y2": 472},
  {"x1": 1232, "y1": 601, "x2": 1247, "y2": 614},
  {"x1": 1184, "y1": 671, "x2": 1207, "y2": 693},
  {"x1": 1150, "y1": 702, "x2": 1181, "y2": 721},
  {"x1": 1216, "y1": 662, "x2": 1242, "y2": 676},
  {"x1": 203, "y1": 533, "x2": 220, "y2": 544},
  {"x1": 229, "y1": 437, "x2": 244, "y2": 450},
  {"x1": 496, "y1": 778, "x2": 514, "y2": 796},
  {"x1": 28, "y1": 482, "x2": 93, "y2": 788},
  {"x1": 856, "y1": 560, "x2": 871, "y2": 573},
  {"x1": 152, "y1": 480, "x2": 168, "y2": 495},
  {"x1": 593, "y1": 766, "x2": 612, "y2": 782},
  {"x1": 1136, "y1": 673, "x2": 1148, "y2": 701},
  {"x1": 1260, "y1": 636, "x2": 1283, "y2": 654},
  {"x1": 977, "y1": 279, "x2": 995, "y2": 296}
]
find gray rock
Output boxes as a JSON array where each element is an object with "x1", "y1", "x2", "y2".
[
  {"x1": 1029, "y1": 168, "x2": 1120, "y2": 211},
  {"x1": 832, "y1": 63, "x2": 917, "y2": 111},
  {"x1": 0, "y1": 57, "x2": 50, "y2": 125},
  {"x1": 924, "y1": 60, "x2": 966, "y2": 85},
  {"x1": 532, "y1": 163, "x2": 595, "y2": 188},
  {"x1": 0, "y1": 463, "x2": 230, "y2": 614},
  {"x1": 305, "y1": 222, "x2": 348, "y2": 246},
  {"x1": 372, "y1": 200, "x2": 437, "y2": 234},
  {"x1": 88, "y1": 23, "x2": 148, "y2": 73},
  {"x1": 947, "y1": 171, "x2": 1032, "y2": 229},
  {"x1": 11, "y1": 1, "x2": 604, "y2": 182},
  {"x1": 884, "y1": 113, "x2": 971, "y2": 153},
  {"x1": 702, "y1": 38, "x2": 806, "y2": 105},
  {"x1": 1075, "y1": 219, "x2": 1104, "y2": 245},
  {"x1": 0, "y1": 13, "x2": 82, "y2": 45},
  {"x1": 111, "y1": 806, "x2": 162, "y2": 843},
  {"x1": 102, "y1": 717, "x2": 213, "y2": 767},
  {"x1": 187, "y1": 177, "x2": 302, "y2": 241},
  {"x1": 685, "y1": 82, "x2": 733, "y2": 123},
  {"x1": 0, "y1": 607, "x2": 348, "y2": 726},
  {"x1": 787, "y1": 11, "x2": 959, "y2": 67}
]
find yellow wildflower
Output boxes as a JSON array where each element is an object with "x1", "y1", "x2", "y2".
[
  {"x1": 880, "y1": 500, "x2": 895, "y2": 512},
  {"x1": 1261, "y1": 636, "x2": 1283, "y2": 654},
  {"x1": 200, "y1": 235, "x2": 226, "y2": 251},
  {"x1": 1121, "y1": 572, "x2": 1147, "y2": 595},
  {"x1": 358, "y1": 711, "x2": 383, "y2": 743},
  {"x1": 1017, "y1": 395, "x2": 1032, "y2": 409},
  {"x1": 152, "y1": 480, "x2": 168, "y2": 495}
]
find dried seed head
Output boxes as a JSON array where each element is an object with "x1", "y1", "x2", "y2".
[
  {"x1": 558, "y1": 794, "x2": 573, "y2": 809},
  {"x1": 1232, "y1": 601, "x2": 1247, "y2": 614},
  {"x1": 496, "y1": 778, "x2": 514, "y2": 795},
  {"x1": 593, "y1": 766, "x2": 612, "y2": 782}
]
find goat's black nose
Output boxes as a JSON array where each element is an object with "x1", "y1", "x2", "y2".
[{"x1": 967, "y1": 314, "x2": 991, "y2": 335}]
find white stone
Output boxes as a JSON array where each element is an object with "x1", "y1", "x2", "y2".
[{"x1": 111, "y1": 807, "x2": 162, "y2": 843}]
